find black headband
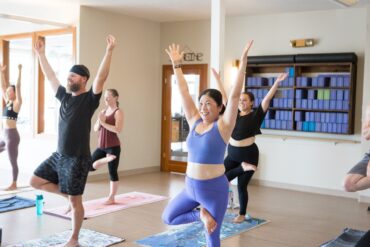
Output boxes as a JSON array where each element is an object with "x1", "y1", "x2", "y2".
[{"x1": 69, "y1": 65, "x2": 90, "y2": 80}]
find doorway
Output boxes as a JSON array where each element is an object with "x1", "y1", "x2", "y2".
[{"x1": 161, "y1": 64, "x2": 208, "y2": 173}]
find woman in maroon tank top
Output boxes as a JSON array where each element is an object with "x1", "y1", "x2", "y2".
[{"x1": 91, "y1": 88, "x2": 124, "y2": 205}]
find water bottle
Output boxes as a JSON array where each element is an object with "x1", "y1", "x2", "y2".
[
  {"x1": 228, "y1": 188, "x2": 234, "y2": 209},
  {"x1": 36, "y1": 194, "x2": 44, "y2": 216}
]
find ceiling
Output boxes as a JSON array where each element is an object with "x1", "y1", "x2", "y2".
[{"x1": 0, "y1": 0, "x2": 369, "y2": 35}]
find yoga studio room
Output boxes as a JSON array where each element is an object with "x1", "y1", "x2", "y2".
[{"x1": 1, "y1": 0, "x2": 370, "y2": 246}]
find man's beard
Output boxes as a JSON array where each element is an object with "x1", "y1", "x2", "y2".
[{"x1": 68, "y1": 83, "x2": 81, "y2": 92}]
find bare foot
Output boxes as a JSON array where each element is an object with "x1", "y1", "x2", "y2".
[
  {"x1": 103, "y1": 197, "x2": 115, "y2": 205},
  {"x1": 63, "y1": 238, "x2": 79, "y2": 247},
  {"x1": 4, "y1": 182, "x2": 17, "y2": 191},
  {"x1": 241, "y1": 163, "x2": 257, "y2": 172},
  {"x1": 367, "y1": 161, "x2": 370, "y2": 177},
  {"x1": 233, "y1": 214, "x2": 246, "y2": 223},
  {"x1": 200, "y1": 208, "x2": 217, "y2": 234}
]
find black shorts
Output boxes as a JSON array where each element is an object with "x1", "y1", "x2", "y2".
[
  {"x1": 348, "y1": 151, "x2": 370, "y2": 176},
  {"x1": 34, "y1": 152, "x2": 92, "y2": 195},
  {"x1": 227, "y1": 143, "x2": 259, "y2": 166}
]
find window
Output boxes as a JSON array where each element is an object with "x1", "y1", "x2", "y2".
[{"x1": 0, "y1": 28, "x2": 75, "y2": 135}]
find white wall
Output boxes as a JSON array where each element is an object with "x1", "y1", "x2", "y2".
[
  {"x1": 161, "y1": 8, "x2": 370, "y2": 200},
  {"x1": 79, "y1": 7, "x2": 162, "y2": 174},
  {"x1": 161, "y1": 20, "x2": 211, "y2": 65}
]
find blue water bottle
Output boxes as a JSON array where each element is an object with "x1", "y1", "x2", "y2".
[{"x1": 36, "y1": 194, "x2": 44, "y2": 216}]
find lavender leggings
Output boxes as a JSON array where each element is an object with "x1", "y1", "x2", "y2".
[
  {"x1": 0, "y1": 128, "x2": 20, "y2": 182},
  {"x1": 162, "y1": 175, "x2": 228, "y2": 247}
]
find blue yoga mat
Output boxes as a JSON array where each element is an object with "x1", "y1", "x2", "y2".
[
  {"x1": 7, "y1": 228, "x2": 125, "y2": 247},
  {"x1": 0, "y1": 196, "x2": 35, "y2": 213},
  {"x1": 136, "y1": 212, "x2": 267, "y2": 247},
  {"x1": 320, "y1": 228, "x2": 367, "y2": 247}
]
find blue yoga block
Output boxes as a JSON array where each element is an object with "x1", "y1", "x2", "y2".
[
  {"x1": 303, "y1": 122, "x2": 309, "y2": 131},
  {"x1": 330, "y1": 113, "x2": 336, "y2": 123},
  {"x1": 294, "y1": 111, "x2": 303, "y2": 122},
  {"x1": 315, "y1": 122, "x2": 322, "y2": 132},
  {"x1": 328, "y1": 123, "x2": 333, "y2": 133},
  {"x1": 295, "y1": 90, "x2": 301, "y2": 99},
  {"x1": 343, "y1": 113, "x2": 348, "y2": 123},
  {"x1": 265, "y1": 120, "x2": 270, "y2": 128},
  {"x1": 343, "y1": 75, "x2": 350, "y2": 87},
  {"x1": 273, "y1": 98, "x2": 279, "y2": 107},
  {"x1": 325, "y1": 113, "x2": 330, "y2": 123},
  {"x1": 332, "y1": 123, "x2": 338, "y2": 133},
  {"x1": 336, "y1": 100, "x2": 343, "y2": 110},
  {"x1": 296, "y1": 99, "x2": 301, "y2": 108},
  {"x1": 315, "y1": 112, "x2": 321, "y2": 122},
  {"x1": 302, "y1": 99, "x2": 308, "y2": 109},
  {"x1": 330, "y1": 100, "x2": 336, "y2": 110},
  {"x1": 309, "y1": 122, "x2": 315, "y2": 132},
  {"x1": 276, "y1": 120, "x2": 281, "y2": 129},
  {"x1": 247, "y1": 77, "x2": 253, "y2": 86},
  {"x1": 313, "y1": 100, "x2": 318, "y2": 109},
  {"x1": 318, "y1": 100, "x2": 324, "y2": 110},
  {"x1": 312, "y1": 77, "x2": 318, "y2": 87},
  {"x1": 305, "y1": 112, "x2": 310, "y2": 121},
  {"x1": 288, "y1": 99, "x2": 293, "y2": 108},
  {"x1": 297, "y1": 121, "x2": 302, "y2": 131},
  {"x1": 296, "y1": 77, "x2": 302, "y2": 87},
  {"x1": 336, "y1": 90, "x2": 344, "y2": 100},
  {"x1": 330, "y1": 76, "x2": 337, "y2": 87},
  {"x1": 323, "y1": 100, "x2": 330, "y2": 110},
  {"x1": 320, "y1": 113, "x2": 326, "y2": 122},
  {"x1": 322, "y1": 123, "x2": 328, "y2": 132},
  {"x1": 283, "y1": 99, "x2": 288, "y2": 108},
  {"x1": 307, "y1": 99, "x2": 313, "y2": 109},
  {"x1": 288, "y1": 77, "x2": 294, "y2": 87},
  {"x1": 281, "y1": 121, "x2": 287, "y2": 129},
  {"x1": 270, "y1": 120, "x2": 276, "y2": 129},
  {"x1": 308, "y1": 90, "x2": 315, "y2": 99},
  {"x1": 336, "y1": 113, "x2": 343, "y2": 124},
  {"x1": 337, "y1": 76, "x2": 344, "y2": 87},
  {"x1": 330, "y1": 90, "x2": 337, "y2": 100},
  {"x1": 343, "y1": 101, "x2": 349, "y2": 110},
  {"x1": 342, "y1": 124, "x2": 348, "y2": 133}
]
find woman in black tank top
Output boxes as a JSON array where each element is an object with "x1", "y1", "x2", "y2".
[
  {"x1": 0, "y1": 64, "x2": 23, "y2": 191},
  {"x1": 213, "y1": 68, "x2": 287, "y2": 223}
]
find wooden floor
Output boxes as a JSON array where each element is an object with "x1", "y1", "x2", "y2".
[{"x1": 1, "y1": 171, "x2": 369, "y2": 246}]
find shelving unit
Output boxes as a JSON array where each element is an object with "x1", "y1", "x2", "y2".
[{"x1": 245, "y1": 53, "x2": 357, "y2": 134}]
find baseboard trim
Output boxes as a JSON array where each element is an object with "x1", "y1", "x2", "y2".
[
  {"x1": 250, "y1": 178, "x2": 370, "y2": 203},
  {"x1": 87, "y1": 166, "x2": 160, "y2": 182}
]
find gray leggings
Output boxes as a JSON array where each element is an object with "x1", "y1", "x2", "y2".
[{"x1": 0, "y1": 128, "x2": 20, "y2": 181}]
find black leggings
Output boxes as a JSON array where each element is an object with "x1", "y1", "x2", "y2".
[
  {"x1": 91, "y1": 146, "x2": 121, "y2": 181},
  {"x1": 224, "y1": 143, "x2": 259, "y2": 215}
]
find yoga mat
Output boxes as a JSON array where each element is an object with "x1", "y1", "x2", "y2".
[
  {"x1": 320, "y1": 228, "x2": 367, "y2": 247},
  {"x1": 45, "y1": 191, "x2": 167, "y2": 219},
  {"x1": 7, "y1": 228, "x2": 124, "y2": 247},
  {"x1": 136, "y1": 212, "x2": 268, "y2": 247},
  {"x1": 0, "y1": 196, "x2": 35, "y2": 213},
  {"x1": 0, "y1": 186, "x2": 34, "y2": 196}
]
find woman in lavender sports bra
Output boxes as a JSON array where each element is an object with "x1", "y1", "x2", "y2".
[
  {"x1": 0, "y1": 64, "x2": 22, "y2": 191},
  {"x1": 162, "y1": 41, "x2": 253, "y2": 247}
]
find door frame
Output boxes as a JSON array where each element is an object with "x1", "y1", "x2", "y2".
[{"x1": 160, "y1": 64, "x2": 208, "y2": 173}]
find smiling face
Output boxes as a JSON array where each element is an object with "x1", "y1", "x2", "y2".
[
  {"x1": 239, "y1": 93, "x2": 254, "y2": 112},
  {"x1": 198, "y1": 94, "x2": 222, "y2": 122}
]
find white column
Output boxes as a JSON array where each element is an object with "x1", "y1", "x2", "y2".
[{"x1": 210, "y1": 0, "x2": 225, "y2": 88}]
